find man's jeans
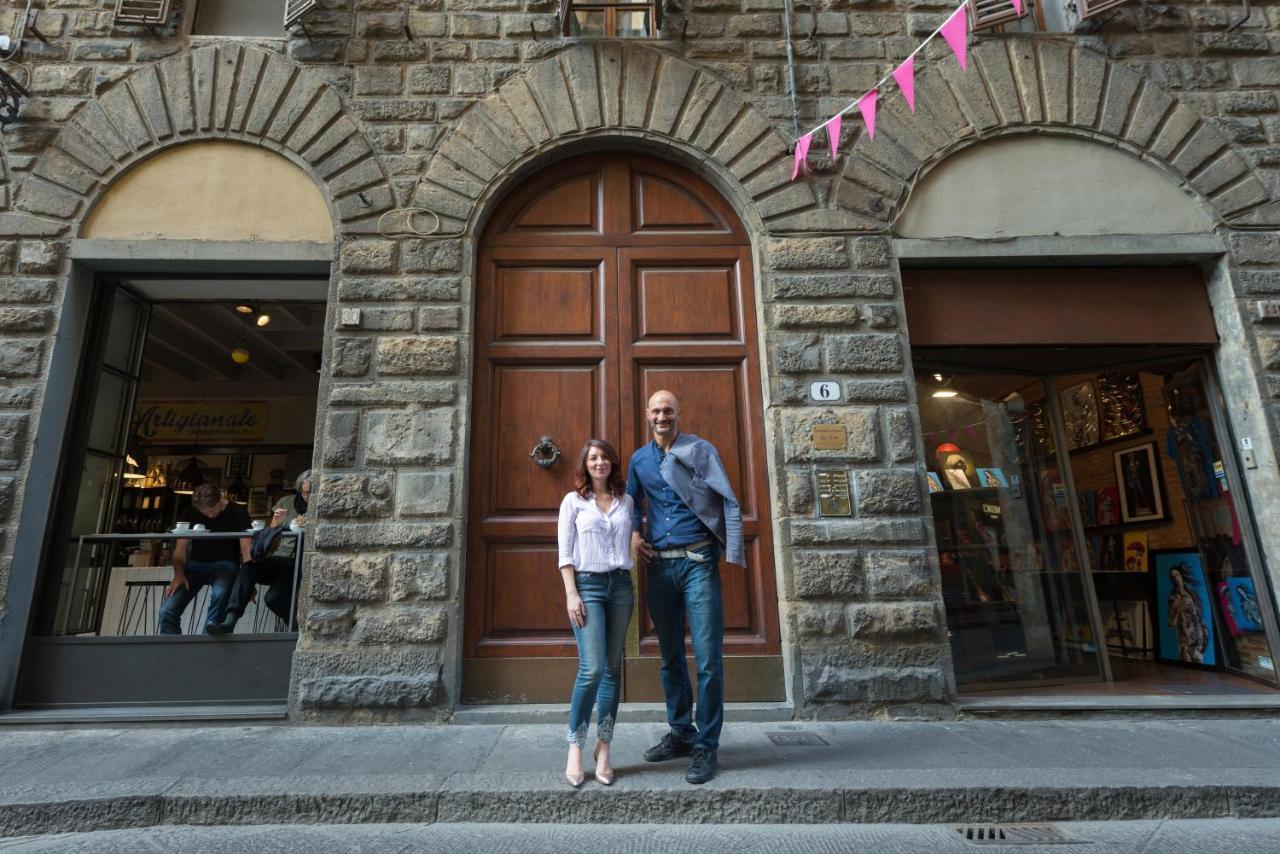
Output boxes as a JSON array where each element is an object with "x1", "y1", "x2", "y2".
[
  {"x1": 226, "y1": 555, "x2": 300, "y2": 629},
  {"x1": 568, "y1": 570, "x2": 634, "y2": 747},
  {"x1": 157, "y1": 559, "x2": 236, "y2": 635},
  {"x1": 646, "y1": 543, "x2": 724, "y2": 751}
]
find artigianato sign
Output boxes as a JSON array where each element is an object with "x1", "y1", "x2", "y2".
[{"x1": 133, "y1": 402, "x2": 271, "y2": 443}]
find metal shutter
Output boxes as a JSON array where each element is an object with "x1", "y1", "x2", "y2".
[
  {"x1": 114, "y1": 0, "x2": 172, "y2": 25},
  {"x1": 1078, "y1": 0, "x2": 1129, "y2": 18},
  {"x1": 969, "y1": 0, "x2": 1025, "y2": 31},
  {"x1": 284, "y1": 0, "x2": 320, "y2": 28}
]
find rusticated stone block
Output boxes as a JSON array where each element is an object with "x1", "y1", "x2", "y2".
[
  {"x1": 354, "y1": 604, "x2": 448, "y2": 644},
  {"x1": 316, "y1": 472, "x2": 394, "y2": 518},
  {"x1": 365, "y1": 409, "x2": 455, "y2": 464},
  {"x1": 402, "y1": 239, "x2": 462, "y2": 273},
  {"x1": 764, "y1": 237, "x2": 849, "y2": 271},
  {"x1": 866, "y1": 550, "x2": 933, "y2": 599},
  {"x1": 304, "y1": 605, "x2": 355, "y2": 638},
  {"x1": 772, "y1": 304, "x2": 862, "y2": 329},
  {"x1": 791, "y1": 602, "x2": 847, "y2": 637},
  {"x1": 855, "y1": 470, "x2": 921, "y2": 515},
  {"x1": 885, "y1": 408, "x2": 915, "y2": 463},
  {"x1": 331, "y1": 337, "x2": 372, "y2": 378},
  {"x1": 339, "y1": 278, "x2": 461, "y2": 302},
  {"x1": 395, "y1": 470, "x2": 453, "y2": 516},
  {"x1": 0, "y1": 341, "x2": 43, "y2": 379},
  {"x1": 770, "y1": 274, "x2": 895, "y2": 300},
  {"x1": 17, "y1": 242, "x2": 62, "y2": 274},
  {"x1": 848, "y1": 602, "x2": 940, "y2": 639},
  {"x1": 1, "y1": 279, "x2": 56, "y2": 303},
  {"x1": 787, "y1": 517, "x2": 925, "y2": 546},
  {"x1": 804, "y1": 660, "x2": 945, "y2": 703},
  {"x1": 844, "y1": 379, "x2": 909, "y2": 403},
  {"x1": 322, "y1": 411, "x2": 358, "y2": 467},
  {"x1": 299, "y1": 673, "x2": 440, "y2": 709},
  {"x1": 309, "y1": 553, "x2": 389, "y2": 603},
  {"x1": 0, "y1": 386, "x2": 34, "y2": 409},
  {"x1": 390, "y1": 553, "x2": 450, "y2": 602},
  {"x1": 340, "y1": 241, "x2": 397, "y2": 274},
  {"x1": 329, "y1": 382, "x2": 456, "y2": 407},
  {"x1": 0, "y1": 413, "x2": 29, "y2": 468},
  {"x1": 865, "y1": 304, "x2": 897, "y2": 330},
  {"x1": 783, "y1": 467, "x2": 814, "y2": 515},
  {"x1": 791, "y1": 549, "x2": 866, "y2": 599},
  {"x1": 775, "y1": 334, "x2": 821, "y2": 373},
  {"x1": 1230, "y1": 233, "x2": 1280, "y2": 265},
  {"x1": 312, "y1": 521, "x2": 452, "y2": 550},
  {"x1": 825, "y1": 334, "x2": 903, "y2": 373},
  {"x1": 853, "y1": 236, "x2": 891, "y2": 269},
  {"x1": 780, "y1": 407, "x2": 879, "y2": 463},
  {"x1": 377, "y1": 337, "x2": 459, "y2": 375},
  {"x1": 0, "y1": 476, "x2": 14, "y2": 520},
  {"x1": 0, "y1": 308, "x2": 51, "y2": 332}
]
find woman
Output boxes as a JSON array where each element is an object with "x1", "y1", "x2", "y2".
[{"x1": 557, "y1": 439, "x2": 634, "y2": 787}]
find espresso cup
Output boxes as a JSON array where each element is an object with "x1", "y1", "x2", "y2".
[
  {"x1": 193, "y1": 523, "x2": 207, "y2": 532},
  {"x1": 174, "y1": 522, "x2": 190, "y2": 531},
  {"x1": 251, "y1": 520, "x2": 264, "y2": 530}
]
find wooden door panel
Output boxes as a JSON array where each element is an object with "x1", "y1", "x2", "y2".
[
  {"x1": 489, "y1": 365, "x2": 598, "y2": 515},
  {"x1": 482, "y1": 544, "x2": 574, "y2": 645},
  {"x1": 636, "y1": 365, "x2": 752, "y2": 518},
  {"x1": 506, "y1": 171, "x2": 602, "y2": 234},
  {"x1": 496, "y1": 265, "x2": 601, "y2": 340},
  {"x1": 635, "y1": 265, "x2": 739, "y2": 340},
  {"x1": 632, "y1": 172, "x2": 730, "y2": 233}
]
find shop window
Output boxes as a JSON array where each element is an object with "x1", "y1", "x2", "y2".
[
  {"x1": 559, "y1": 0, "x2": 661, "y2": 37},
  {"x1": 190, "y1": 0, "x2": 289, "y2": 37}
]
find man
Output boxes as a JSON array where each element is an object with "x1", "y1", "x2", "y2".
[
  {"x1": 627, "y1": 389, "x2": 744, "y2": 785},
  {"x1": 158, "y1": 484, "x2": 251, "y2": 635}
]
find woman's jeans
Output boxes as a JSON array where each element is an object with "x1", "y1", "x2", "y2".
[
  {"x1": 567, "y1": 569, "x2": 634, "y2": 748},
  {"x1": 157, "y1": 559, "x2": 236, "y2": 635},
  {"x1": 646, "y1": 543, "x2": 724, "y2": 751}
]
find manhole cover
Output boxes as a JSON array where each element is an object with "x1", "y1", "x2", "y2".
[
  {"x1": 953, "y1": 824, "x2": 1083, "y2": 845},
  {"x1": 765, "y1": 731, "x2": 829, "y2": 747}
]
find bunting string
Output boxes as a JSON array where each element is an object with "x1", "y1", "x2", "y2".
[{"x1": 791, "y1": 1, "x2": 1019, "y2": 179}]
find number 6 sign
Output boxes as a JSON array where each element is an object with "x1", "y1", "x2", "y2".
[{"x1": 809, "y1": 381, "x2": 841, "y2": 402}]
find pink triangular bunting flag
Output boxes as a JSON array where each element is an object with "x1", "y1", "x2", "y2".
[
  {"x1": 1012, "y1": 0, "x2": 1023, "y2": 13},
  {"x1": 791, "y1": 132, "x2": 813, "y2": 180},
  {"x1": 857, "y1": 89, "x2": 878, "y2": 141},
  {"x1": 825, "y1": 114, "x2": 842, "y2": 159},
  {"x1": 940, "y1": 6, "x2": 968, "y2": 71},
  {"x1": 893, "y1": 55, "x2": 916, "y2": 112}
]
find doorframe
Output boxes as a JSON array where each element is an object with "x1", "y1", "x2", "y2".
[{"x1": 0, "y1": 239, "x2": 333, "y2": 713}]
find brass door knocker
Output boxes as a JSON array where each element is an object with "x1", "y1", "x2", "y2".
[{"x1": 530, "y1": 435, "x2": 561, "y2": 469}]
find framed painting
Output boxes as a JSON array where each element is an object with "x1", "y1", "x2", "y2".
[
  {"x1": 1060, "y1": 380, "x2": 1100, "y2": 450},
  {"x1": 1113, "y1": 443, "x2": 1165, "y2": 524},
  {"x1": 248, "y1": 487, "x2": 270, "y2": 517},
  {"x1": 1154, "y1": 550, "x2": 1217, "y2": 667}
]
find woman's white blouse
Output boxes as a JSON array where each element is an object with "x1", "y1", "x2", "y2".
[{"x1": 557, "y1": 491, "x2": 635, "y2": 573}]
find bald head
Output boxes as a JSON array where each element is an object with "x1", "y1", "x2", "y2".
[{"x1": 646, "y1": 389, "x2": 680, "y2": 446}]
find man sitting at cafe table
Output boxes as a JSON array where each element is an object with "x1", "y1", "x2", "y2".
[{"x1": 157, "y1": 483, "x2": 251, "y2": 635}]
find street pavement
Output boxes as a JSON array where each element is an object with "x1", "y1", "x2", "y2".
[
  {"x1": 4, "y1": 820, "x2": 1280, "y2": 853},
  {"x1": 2, "y1": 718, "x2": 1279, "y2": 833}
]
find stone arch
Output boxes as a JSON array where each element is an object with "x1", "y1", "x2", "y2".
[
  {"x1": 413, "y1": 43, "x2": 822, "y2": 236},
  {"x1": 12, "y1": 44, "x2": 394, "y2": 238},
  {"x1": 838, "y1": 38, "x2": 1279, "y2": 230}
]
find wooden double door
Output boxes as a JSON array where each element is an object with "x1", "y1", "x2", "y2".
[{"x1": 463, "y1": 153, "x2": 782, "y2": 703}]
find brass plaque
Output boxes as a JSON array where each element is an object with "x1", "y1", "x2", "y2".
[
  {"x1": 811, "y1": 424, "x2": 847, "y2": 450},
  {"x1": 816, "y1": 469, "x2": 852, "y2": 517}
]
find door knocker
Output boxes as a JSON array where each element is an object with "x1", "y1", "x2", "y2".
[{"x1": 530, "y1": 435, "x2": 561, "y2": 469}]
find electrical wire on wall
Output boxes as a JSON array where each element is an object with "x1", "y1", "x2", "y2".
[
  {"x1": 0, "y1": 0, "x2": 34, "y2": 127},
  {"x1": 780, "y1": 0, "x2": 801, "y2": 146}
]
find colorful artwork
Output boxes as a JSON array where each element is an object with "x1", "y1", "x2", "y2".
[
  {"x1": 1228, "y1": 577, "x2": 1264, "y2": 632},
  {"x1": 1060, "y1": 380, "x2": 1100, "y2": 450},
  {"x1": 1155, "y1": 551, "x2": 1217, "y2": 666},
  {"x1": 1077, "y1": 490, "x2": 1097, "y2": 528},
  {"x1": 936, "y1": 443, "x2": 977, "y2": 490},
  {"x1": 1098, "y1": 372, "x2": 1146, "y2": 441},
  {"x1": 1123, "y1": 531, "x2": 1148, "y2": 572},
  {"x1": 976, "y1": 467, "x2": 1008, "y2": 488},
  {"x1": 1095, "y1": 486, "x2": 1121, "y2": 527},
  {"x1": 926, "y1": 471, "x2": 944, "y2": 494},
  {"x1": 1114, "y1": 443, "x2": 1166, "y2": 524}
]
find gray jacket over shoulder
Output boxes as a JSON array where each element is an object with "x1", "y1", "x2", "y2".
[{"x1": 660, "y1": 433, "x2": 745, "y2": 567}]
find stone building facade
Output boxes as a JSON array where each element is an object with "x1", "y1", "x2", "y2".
[{"x1": 0, "y1": 0, "x2": 1279, "y2": 722}]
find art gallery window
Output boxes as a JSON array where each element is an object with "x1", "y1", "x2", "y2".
[
  {"x1": 18, "y1": 276, "x2": 327, "y2": 708},
  {"x1": 906, "y1": 267, "x2": 1280, "y2": 701}
]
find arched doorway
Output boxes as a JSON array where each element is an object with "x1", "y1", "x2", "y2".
[{"x1": 463, "y1": 152, "x2": 782, "y2": 703}]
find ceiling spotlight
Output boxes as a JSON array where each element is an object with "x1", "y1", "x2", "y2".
[
  {"x1": 231, "y1": 345, "x2": 250, "y2": 365},
  {"x1": 932, "y1": 389, "x2": 959, "y2": 399},
  {"x1": 256, "y1": 312, "x2": 272, "y2": 327},
  {"x1": 235, "y1": 303, "x2": 255, "y2": 315}
]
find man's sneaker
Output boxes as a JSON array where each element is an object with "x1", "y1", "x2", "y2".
[
  {"x1": 643, "y1": 733, "x2": 693, "y2": 762},
  {"x1": 686, "y1": 746, "x2": 717, "y2": 784},
  {"x1": 206, "y1": 612, "x2": 239, "y2": 636}
]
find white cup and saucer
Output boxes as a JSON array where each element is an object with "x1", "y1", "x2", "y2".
[
  {"x1": 173, "y1": 521, "x2": 190, "y2": 533},
  {"x1": 251, "y1": 520, "x2": 265, "y2": 531},
  {"x1": 192, "y1": 523, "x2": 208, "y2": 532}
]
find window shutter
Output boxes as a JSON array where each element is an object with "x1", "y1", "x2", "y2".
[
  {"x1": 558, "y1": 1, "x2": 660, "y2": 37},
  {"x1": 968, "y1": 0, "x2": 1025, "y2": 31},
  {"x1": 1077, "y1": 0, "x2": 1129, "y2": 18},
  {"x1": 284, "y1": 0, "x2": 320, "y2": 28},
  {"x1": 114, "y1": 0, "x2": 172, "y2": 26}
]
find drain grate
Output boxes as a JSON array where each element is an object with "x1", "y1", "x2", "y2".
[
  {"x1": 765, "y1": 731, "x2": 829, "y2": 747},
  {"x1": 953, "y1": 824, "x2": 1082, "y2": 845}
]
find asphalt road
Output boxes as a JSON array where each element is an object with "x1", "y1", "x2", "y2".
[{"x1": 3, "y1": 820, "x2": 1280, "y2": 853}]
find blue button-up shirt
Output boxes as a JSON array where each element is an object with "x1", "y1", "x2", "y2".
[{"x1": 626, "y1": 440, "x2": 713, "y2": 549}]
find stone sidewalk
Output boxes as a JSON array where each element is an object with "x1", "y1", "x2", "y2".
[{"x1": 2, "y1": 718, "x2": 1279, "y2": 835}]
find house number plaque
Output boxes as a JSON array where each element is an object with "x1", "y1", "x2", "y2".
[
  {"x1": 811, "y1": 424, "x2": 848, "y2": 450},
  {"x1": 816, "y1": 470, "x2": 852, "y2": 517}
]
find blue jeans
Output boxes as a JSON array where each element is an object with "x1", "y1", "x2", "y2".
[
  {"x1": 647, "y1": 544, "x2": 724, "y2": 750},
  {"x1": 567, "y1": 570, "x2": 634, "y2": 748},
  {"x1": 157, "y1": 559, "x2": 237, "y2": 635}
]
